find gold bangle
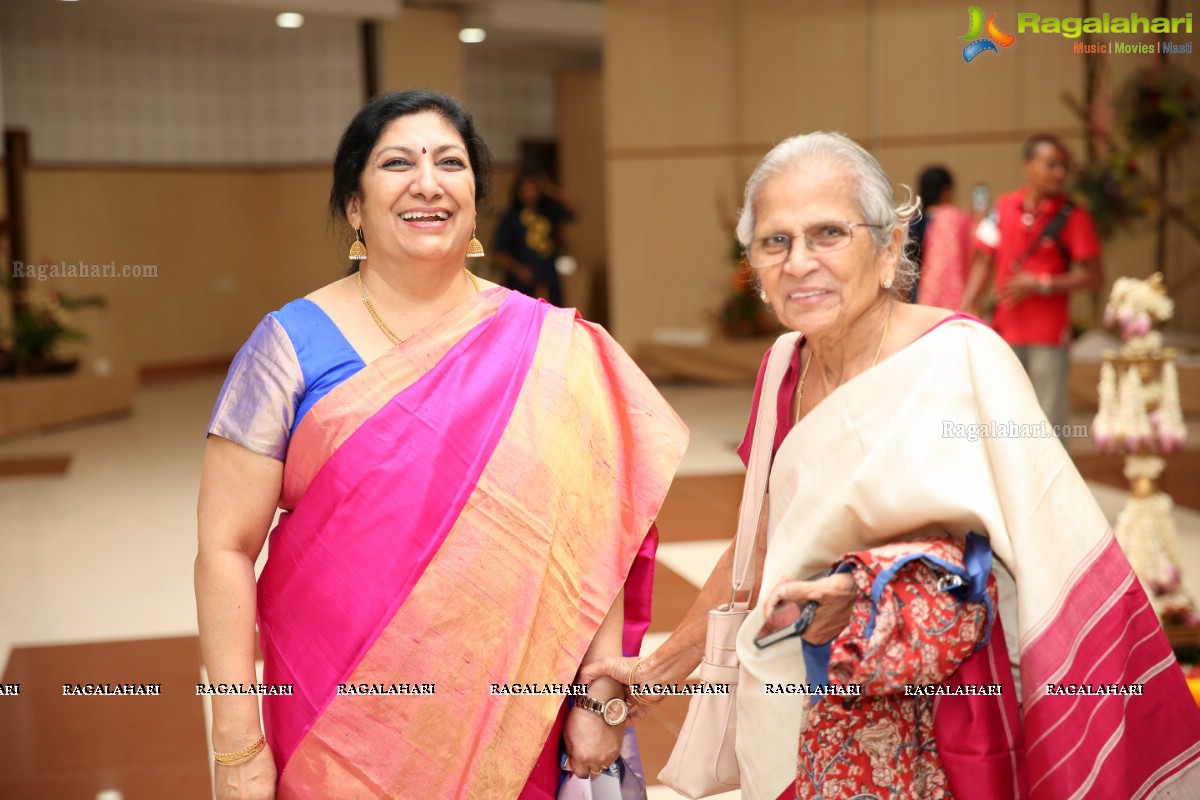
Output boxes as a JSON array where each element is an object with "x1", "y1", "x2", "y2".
[
  {"x1": 627, "y1": 657, "x2": 646, "y2": 702},
  {"x1": 629, "y1": 657, "x2": 645, "y2": 687},
  {"x1": 214, "y1": 733, "x2": 266, "y2": 767}
]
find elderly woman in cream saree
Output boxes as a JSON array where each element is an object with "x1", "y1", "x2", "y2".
[{"x1": 586, "y1": 132, "x2": 1200, "y2": 800}]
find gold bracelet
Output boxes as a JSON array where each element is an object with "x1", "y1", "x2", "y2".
[
  {"x1": 629, "y1": 657, "x2": 645, "y2": 687},
  {"x1": 627, "y1": 657, "x2": 646, "y2": 703},
  {"x1": 214, "y1": 733, "x2": 266, "y2": 767}
]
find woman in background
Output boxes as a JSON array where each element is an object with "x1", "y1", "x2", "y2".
[
  {"x1": 493, "y1": 172, "x2": 577, "y2": 306},
  {"x1": 913, "y1": 165, "x2": 975, "y2": 310}
]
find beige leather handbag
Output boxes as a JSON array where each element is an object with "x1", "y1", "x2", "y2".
[{"x1": 657, "y1": 332, "x2": 799, "y2": 799}]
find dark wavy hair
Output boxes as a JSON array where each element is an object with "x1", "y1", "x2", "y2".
[
  {"x1": 328, "y1": 90, "x2": 494, "y2": 268},
  {"x1": 508, "y1": 171, "x2": 539, "y2": 209},
  {"x1": 917, "y1": 165, "x2": 954, "y2": 211}
]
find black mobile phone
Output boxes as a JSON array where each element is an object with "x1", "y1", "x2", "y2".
[{"x1": 753, "y1": 599, "x2": 818, "y2": 649}]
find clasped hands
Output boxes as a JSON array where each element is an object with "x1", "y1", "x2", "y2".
[
  {"x1": 562, "y1": 675, "x2": 625, "y2": 779},
  {"x1": 578, "y1": 571, "x2": 857, "y2": 719}
]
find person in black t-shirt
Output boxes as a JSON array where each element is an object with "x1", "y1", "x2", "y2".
[{"x1": 493, "y1": 172, "x2": 576, "y2": 306}]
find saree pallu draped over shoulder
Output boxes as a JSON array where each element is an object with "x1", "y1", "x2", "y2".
[
  {"x1": 257, "y1": 289, "x2": 688, "y2": 799},
  {"x1": 734, "y1": 318, "x2": 1200, "y2": 800}
]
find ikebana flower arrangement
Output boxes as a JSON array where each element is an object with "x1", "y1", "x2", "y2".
[
  {"x1": 1093, "y1": 273, "x2": 1195, "y2": 626},
  {"x1": 717, "y1": 231, "x2": 779, "y2": 339},
  {"x1": 1103, "y1": 271, "x2": 1175, "y2": 339},
  {"x1": 1093, "y1": 273, "x2": 1186, "y2": 452},
  {"x1": 0, "y1": 281, "x2": 106, "y2": 376}
]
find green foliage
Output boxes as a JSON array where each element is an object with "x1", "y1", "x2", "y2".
[
  {"x1": 1116, "y1": 65, "x2": 1200, "y2": 152},
  {"x1": 1, "y1": 288, "x2": 107, "y2": 372},
  {"x1": 1069, "y1": 154, "x2": 1155, "y2": 239},
  {"x1": 1069, "y1": 66, "x2": 1200, "y2": 241}
]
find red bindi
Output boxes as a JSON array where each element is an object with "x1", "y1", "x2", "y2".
[{"x1": 421, "y1": 147, "x2": 427, "y2": 154}]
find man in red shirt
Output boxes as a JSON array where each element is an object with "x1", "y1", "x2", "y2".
[{"x1": 961, "y1": 134, "x2": 1104, "y2": 439}]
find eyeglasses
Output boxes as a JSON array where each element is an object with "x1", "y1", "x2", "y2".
[{"x1": 746, "y1": 221, "x2": 885, "y2": 270}]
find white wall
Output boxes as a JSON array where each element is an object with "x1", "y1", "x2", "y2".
[{"x1": 0, "y1": 3, "x2": 362, "y2": 165}]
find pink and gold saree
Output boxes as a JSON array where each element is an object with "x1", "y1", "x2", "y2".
[{"x1": 256, "y1": 288, "x2": 687, "y2": 798}]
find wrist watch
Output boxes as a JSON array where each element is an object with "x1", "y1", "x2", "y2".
[
  {"x1": 575, "y1": 695, "x2": 629, "y2": 726},
  {"x1": 1037, "y1": 274, "x2": 1053, "y2": 296}
]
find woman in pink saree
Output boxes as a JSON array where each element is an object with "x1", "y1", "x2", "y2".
[
  {"x1": 913, "y1": 165, "x2": 975, "y2": 310},
  {"x1": 195, "y1": 90, "x2": 687, "y2": 800}
]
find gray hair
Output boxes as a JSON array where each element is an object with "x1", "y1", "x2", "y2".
[{"x1": 735, "y1": 132, "x2": 920, "y2": 298}]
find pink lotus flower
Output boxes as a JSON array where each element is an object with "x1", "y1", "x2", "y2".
[{"x1": 1123, "y1": 314, "x2": 1152, "y2": 339}]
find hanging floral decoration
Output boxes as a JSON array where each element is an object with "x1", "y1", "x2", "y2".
[
  {"x1": 1069, "y1": 154, "x2": 1155, "y2": 239},
  {"x1": 1066, "y1": 64, "x2": 1200, "y2": 242},
  {"x1": 1114, "y1": 64, "x2": 1200, "y2": 152}
]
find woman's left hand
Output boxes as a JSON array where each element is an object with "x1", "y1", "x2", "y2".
[
  {"x1": 563, "y1": 706, "x2": 624, "y2": 779},
  {"x1": 763, "y1": 571, "x2": 858, "y2": 644},
  {"x1": 562, "y1": 677, "x2": 625, "y2": 778}
]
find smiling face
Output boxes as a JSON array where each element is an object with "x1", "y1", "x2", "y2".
[
  {"x1": 345, "y1": 111, "x2": 475, "y2": 268},
  {"x1": 753, "y1": 157, "x2": 900, "y2": 342}
]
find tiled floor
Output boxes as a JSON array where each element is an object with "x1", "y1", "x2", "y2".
[{"x1": 1, "y1": 375, "x2": 1198, "y2": 799}]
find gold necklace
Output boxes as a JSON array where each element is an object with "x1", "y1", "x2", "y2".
[
  {"x1": 871, "y1": 302, "x2": 893, "y2": 368},
  {"x1": 357, "y1": 270, "x2": 481, "y2": 345},
  {"x1": 792, "y1": 346, "x2": 815, "y2": 425},
  {"x1": 793, "y1": 303, "x2": 892, "y2": 425}
]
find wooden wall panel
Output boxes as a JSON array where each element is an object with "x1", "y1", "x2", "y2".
[
  {"x1": 740, "y1": 0, "x2": 871, "y2": 145},
  {"x1": 876, "y1": 1, "x2": 1021, "y2": 139},
  {"x1": 605, "y1": 0, "x2": 739, "y2": 152},
  {"x1": 24, "y1": 167, "x2": 339, "y2": 371},
  {"x1": 557, "y1": 67, "x2": 606, "y2": 318},
  {"x1": 3, "y1": 9, "x2": 475, "y2": 373},
  {"x1": 872, "y1": 137, "x2": 1084, "y2": 211},
  {"x1": 607, "y1": 157, "x2": 743, "y2": 347},
  {"x1": 378, "y1": 7, "x2": 466, "y2": 98},
  {"x1": 603, "y1": 0, "x2": 1200, "y2": 346},
  {"x1": 1170, "y1": 219, "x2": 1200, "y2": 332}
]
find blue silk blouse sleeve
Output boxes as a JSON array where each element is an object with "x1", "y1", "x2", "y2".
[{"x1": 207, "y1": 314, "x2": 304, "y2": 461}]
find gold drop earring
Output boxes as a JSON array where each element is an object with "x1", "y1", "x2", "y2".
[
  {"x1": 466, "y1": 228, "x2": 485, "y2": 258},
  {"x1": 349, "y1": 229, "x2": 367, "y2": 261}
]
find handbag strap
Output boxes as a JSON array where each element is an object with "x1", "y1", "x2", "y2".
[{"x1": 730, "y1": 331, "x2": 801, "y2": 603}]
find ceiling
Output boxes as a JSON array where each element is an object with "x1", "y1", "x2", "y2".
[{"x1": 19, "y1": 0, "x2": 603, "y2": 53}]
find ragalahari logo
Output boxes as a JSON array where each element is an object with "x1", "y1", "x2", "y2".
[{"x1": 961, "y1": 6, "x2": 1016, "y2": 62}]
